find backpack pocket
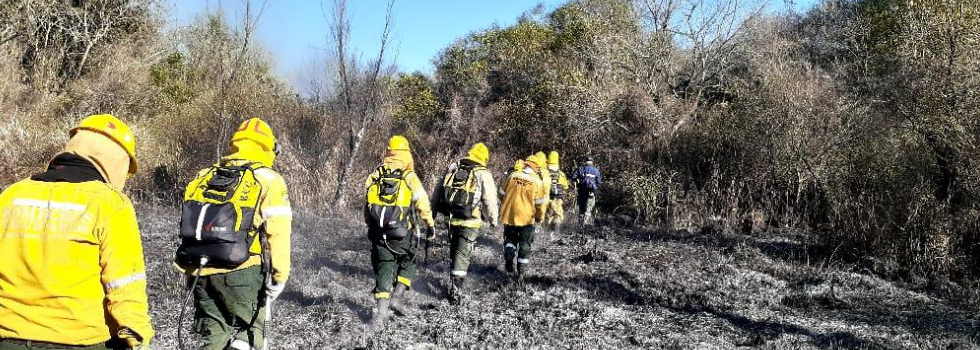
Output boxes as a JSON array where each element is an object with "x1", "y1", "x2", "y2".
[{"x1": 179, "y1": 202, "x2": 246, "y2": 243}]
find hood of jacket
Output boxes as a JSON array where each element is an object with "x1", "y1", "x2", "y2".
[
  {"x1": 224, "y1": 139, "x2": 276, "y2": 168},
  {"x1": 61, "y1": 129, "x2": 131, "y2": 191},
  {"x1": 523, "y1": 160, "x2": 540, "y2": 172},
  {"x1": 383, "y1": 149, "x2": 414, "y2": 171},
  {"x1": 526, "y1": 153, "x2": 546, "y2": 170}
]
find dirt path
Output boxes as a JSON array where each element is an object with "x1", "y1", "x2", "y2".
[{"x1": 140, "y1": 207, "x2": 979, "y2": 349}]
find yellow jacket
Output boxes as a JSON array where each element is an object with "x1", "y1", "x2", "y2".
[
  {"x1": 527, "y1": 154, "x2": 551, "y2": 214},
  {"x1": 500, "y1": 162, "x2": 548, "y2": 226},
  {"x1": 0, "y1": 170, "x2": 153, "y2": 345},
  {"x1": 178, "y1": 140, "x2": 293, "y2": 284},
  {"x1": 537, "y1": 166, "x2": 552, "y2": 209},
  {"x1": 364, "y1": 149, "x2": 435, "y2": 228}
]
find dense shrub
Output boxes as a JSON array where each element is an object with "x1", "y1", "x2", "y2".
[{"x1": 0, "y1": 0, "x2": 978, "y2": 278}]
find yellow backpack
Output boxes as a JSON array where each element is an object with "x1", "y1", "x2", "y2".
[
  {"x1": 175, "y1": 162, "x2": 264, "y2": 269},
  {"x1": 365, "y1": 165, "x2": 414, "y2": 239}
]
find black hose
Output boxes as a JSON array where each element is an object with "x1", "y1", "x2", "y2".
[
  {"x1": 178, "y1": 258, "x2": 208, "y2": 350},
  {"x1": 381, "y1": 234, "x2": 407, "y2": 256}
]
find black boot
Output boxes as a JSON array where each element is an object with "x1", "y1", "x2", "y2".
[
  {"x1": 389, "y1": 283, "x2": 412, "y2": 317},
  {"x1": 448, "y1": 276, "x2": 465, "y2": 304},
  {"x1": 370, "y1": 298, "x2": 391, "y2": 329},
  {"x1": 516, "y1": 264, "x2": 528, "y2": 287},
  {"x1": 504, "y1": 246, "x2": 516, "y2": 273}
]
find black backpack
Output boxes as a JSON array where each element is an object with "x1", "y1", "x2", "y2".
[
  {"x1": 441, "y1": 161, "x2": 485, "y2": 220},
  {"x1": 551, "y1": 173, "x2": 564, "y2": 199},
  {"x1": 364, "y1": 166, "x2": 414, "y2": 239},
  {"x1": 175, "y1": 163, "x2": 264, "y2": 269}
]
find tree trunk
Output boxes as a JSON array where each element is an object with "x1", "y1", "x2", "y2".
[{"x1": 333, "y1": 124, "x2": 366, "y2": 208}]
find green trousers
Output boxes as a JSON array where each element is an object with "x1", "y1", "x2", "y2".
[
  {"x1": 0, "y1": 341, "x2": 108, "y2": 350},
  {"x1": 577, "y1": 191, "x2": 597, "y2": 225},
  {"x1": 503, "y1": 225, "x2": 535, "y2": 273},
  {"x1": 371, "y1": 235, "x2": 419, "y2": 299},
  {"x1": 449, "y1": 226, "x2": 480, "y2": 277},
  {"x1": 193, "y1": 265, "x2": 266, "y2": 350}
]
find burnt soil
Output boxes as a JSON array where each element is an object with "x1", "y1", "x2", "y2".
[{"x1": 140, "y1": 206, "x2": 979, "y2": 349}]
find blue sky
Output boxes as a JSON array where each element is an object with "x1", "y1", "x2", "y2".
[{"x1": 166, "y1": 0, "x2": 820, "y2": 89}]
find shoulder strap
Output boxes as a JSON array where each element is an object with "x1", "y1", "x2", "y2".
[
  {"x1": 245, "y1": 162, "x2": 266, "y2": 171},
  {"x1": 375, "y1": 165, "x2": 391, "y2": 179}
]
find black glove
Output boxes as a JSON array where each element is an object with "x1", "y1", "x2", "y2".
[{"x1": 425, "y1": 226, "x2": 436, "y2": 241}]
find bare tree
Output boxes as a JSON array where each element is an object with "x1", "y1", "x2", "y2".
[
  {"x1": 3, "y1": 0, "x2": 160, "y2": 86},
  {"x1": 634, "y1": 0, "x2": 769, "y2": 140},
  {"x1": 329, "y1": 0, "x2": 395, "y2": 209},
  {"x1": 208, "y1": 0, "x2": 269, "y2": 159}
]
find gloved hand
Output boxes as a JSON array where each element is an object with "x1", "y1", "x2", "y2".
[
  {"x1": 265, "y1": 281, "x2": 285, "y2": 301},
  {"x1": 119, "y1": 329, "x2": 148, "y2": 350},
  {"x1": 425, "y1": 226, "x2": 436, "y2": 241}
]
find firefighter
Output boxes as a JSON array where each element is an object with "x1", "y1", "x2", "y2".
[
  {"x1": 0, "y1": 114, "x2": 153, "y2": 350},
  {"x1": 178, "y1": 118, "x2": 293, "y2": 350},
  {"x1": 364, "y1": 135, "x2": 436, "y2": 327},
  {"x1": 572, "y1": 157, "x2": 602, "y2": 225},
  {"x1": 544, "y1": 151, "x2": 570, "y2": 238},
  {"x1": 432, "y1": 143, "x2": 499, "y2": 304},
  {"x1": 499, "y1": 153, "x2": 548, "y2": 282}
]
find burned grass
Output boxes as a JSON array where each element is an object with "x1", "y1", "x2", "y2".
[{"x1": 138, "y1": 206, "x2": 979, "y2": 349}]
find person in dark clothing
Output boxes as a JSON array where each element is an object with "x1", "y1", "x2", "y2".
[{"x1": 571, "y1": 157, "x2": 602, "y2": 225}]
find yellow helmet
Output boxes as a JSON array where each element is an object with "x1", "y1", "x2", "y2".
[
  {"x1": 388, "y1": 135, "x2": 411, "y2": 151},
  {"x1": 534, "y1": 151, "x2": 546, "y2": 162},
  {"x1": 548, "y1": 151, "x2": 560, "y2": 165},
  {"x1": 468, "y1": 143, "x2": 489, "y2": 165},
  {"x1": 231, "y1": 118, "x2": 276, "y2": 151},
  {"x1": 70, "y1": 114, "x2": 138, "y2": 175}
]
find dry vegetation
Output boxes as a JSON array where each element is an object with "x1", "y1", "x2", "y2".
[{"x1": 1, "y1": 0, "x2": 980, "y2": 348}]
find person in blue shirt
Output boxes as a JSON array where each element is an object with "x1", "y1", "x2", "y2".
[{"x1": 571, "y1": 157, "x2": 602, "y2": 225}]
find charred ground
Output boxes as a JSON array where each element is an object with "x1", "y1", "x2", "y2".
[{"x1": 140, "y1": 206, "x2": 979, "y2": 349}]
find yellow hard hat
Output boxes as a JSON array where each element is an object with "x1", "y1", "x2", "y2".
[
  {"x1": 548, "y1": 151, "x2": 560, "y2": 165},
  {"x1": 388, "y1": 135, "x2": 411, "y2": 151},
  {"x1": 70, "y1": 114, "x2": 138, "y2": 175},
  {"x1": 513, "y1": 159, "x2": 524, "y2": 170},
  {"x1": 231, "y1": 118, "x2": 276, "y2": 151},
  {"x1": 468, "y1": 143, "x2": 489, "y2": 165}
]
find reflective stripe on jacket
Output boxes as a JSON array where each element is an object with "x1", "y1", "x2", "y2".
[
  {"x1": 572, "y1": 165, "x2": 602, "y2": 192},
  {"x1": 176, "y1": 144, "x2": 293, "y2": 284},
  {"x1": 0, "y1": 180, "x2": 153, "y2": 345}
]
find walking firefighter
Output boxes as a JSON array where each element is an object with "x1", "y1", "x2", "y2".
[
  {"x1": 363, "y1": 135, "x2": 436, "y2": 328},
  {"x1": 544, "y1": 151, "x2": 570, "y2": 239},
  {"x1": 432, "y1": 143, "x2": 499, "y2": 304},
  {"x1": 499, "y1": 153, "x2": 549, "y2": 282},
  {"x1": 174, "y1": 117, "x2": 293, "y2": 350}
]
